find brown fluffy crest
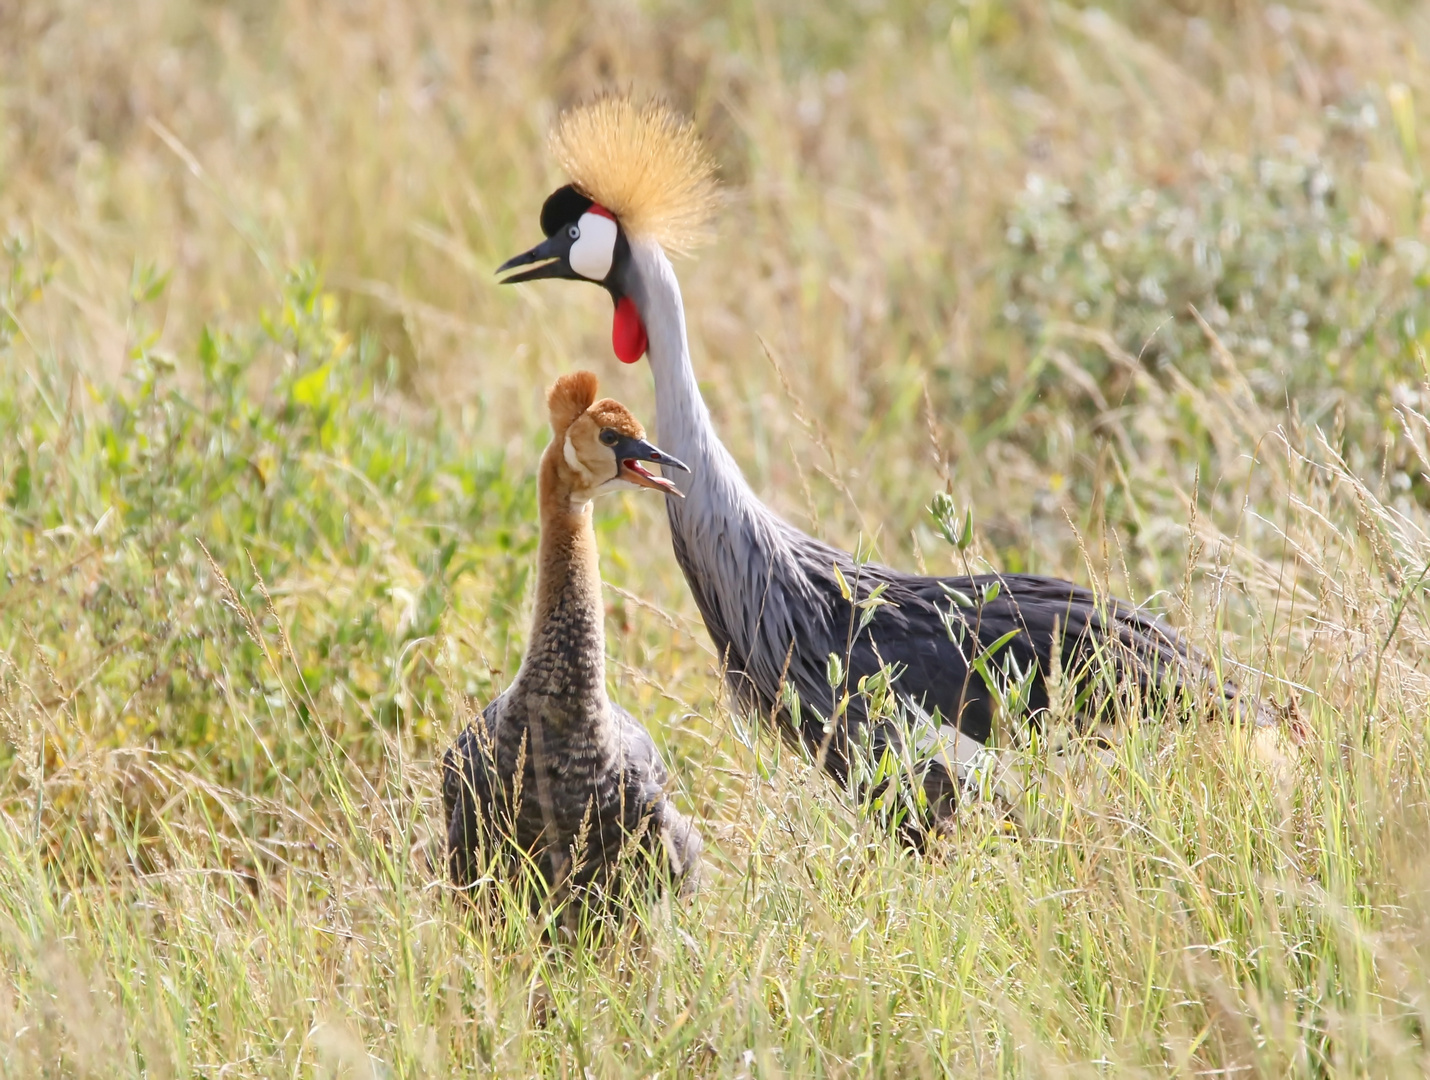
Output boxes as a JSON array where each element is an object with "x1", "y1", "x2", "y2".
[
  {"x1": 587, "y1": 398, "x2": 644, "y2": 439},
  {"x1": 550, "y1": 95, "x2": 718, "y2": 255},
  {"x1": 547, "y1": 371, "x2": 600, "y2": 434}
]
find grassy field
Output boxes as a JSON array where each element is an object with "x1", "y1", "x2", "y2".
[{"x1": 5, "y1": 0, "x2": 1430, "y2": 1074}]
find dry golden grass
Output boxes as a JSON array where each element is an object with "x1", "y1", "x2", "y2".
[{"x1": 5, "y1": 0, "x2": 1430, "y2": 1075}]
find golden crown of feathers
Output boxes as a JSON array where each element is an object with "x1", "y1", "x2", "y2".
[{"x1": 550, "y1": 96, "x2": 718, "y2": 255}]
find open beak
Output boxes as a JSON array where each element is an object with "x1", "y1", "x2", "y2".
[
  {"x1": 496, "y1": 235, "x2": 578, "y2": 284},
  {"x1": 613, "y1": 435, "x2": 689, "y2": 497}
]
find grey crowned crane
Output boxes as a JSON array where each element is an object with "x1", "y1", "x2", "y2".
[
  {"x1": 498, "y1": 98, "x2": 1265, "y2": 829},
  {"x1": 443, "y1": 371, "x2": 702, "y2": 906}
]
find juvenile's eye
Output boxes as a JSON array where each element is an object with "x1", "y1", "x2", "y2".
[
  {"x1": 599, "y1": 429, "x2": 618, "y2": 446},
  {"x1": 567, "y1": 224, "x2": 580, "y2": 240}
]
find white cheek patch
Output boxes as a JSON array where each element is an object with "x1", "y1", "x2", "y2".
[
  {"x1": 569, "y1": 211, "x2": 617, "y2": 281},
  {"x1": 562, "y1": 432, "x2": 613, "y2": 501}
]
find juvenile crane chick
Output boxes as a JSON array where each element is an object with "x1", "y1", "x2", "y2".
[{"x1": 443, "y1": 372, "x2": 701, "y2": 909}]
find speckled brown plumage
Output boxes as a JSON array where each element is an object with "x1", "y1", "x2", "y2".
[{"x1": 442, "y1": 374, "x2": 700, "y2": 909}]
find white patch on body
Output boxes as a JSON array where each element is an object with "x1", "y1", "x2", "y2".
[
  {"x1": 916, "y1": 722, "x2": 989, "y2": 770},
  {"x1": 569, "y1": 211, "x2": 618, "y2": 281},
  {"x1": 915, "y1": 722, "x2": 1028, "y2": 806}
]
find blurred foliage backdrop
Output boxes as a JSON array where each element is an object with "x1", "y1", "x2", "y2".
[{"x1": 6, "y1": 0, "x2": 1430, "y2": 1075}]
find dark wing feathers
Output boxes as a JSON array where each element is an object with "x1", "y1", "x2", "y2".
[{"x1": 683, "y1": 518, "x2": 1230, "y2": 774}]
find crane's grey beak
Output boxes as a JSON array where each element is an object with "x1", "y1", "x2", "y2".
[
  {"x1": 497, "y1": 236, "x2": 580, "y2": 284},
  {"x1": 612, "y1": 434, "x2": 688, "y2": 497}
]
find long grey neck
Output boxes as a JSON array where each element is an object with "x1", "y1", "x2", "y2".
[
  {"x1": 626, "y1": 239, "x2": 761, "y2": 517},
  {"x1": 623, "y1": 238, "x2": 825, "y2": 717}
]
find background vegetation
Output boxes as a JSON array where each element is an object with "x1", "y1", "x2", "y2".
[{"x1": 4, "y1": 0, "x2": 1430, "y2": 1074}]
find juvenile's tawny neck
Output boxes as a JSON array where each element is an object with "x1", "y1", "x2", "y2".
[{"x1": 508, "y1": 444, "x2": 608, "y2": 721}]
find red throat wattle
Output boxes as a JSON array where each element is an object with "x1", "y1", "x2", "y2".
[{"x1": 613, "y1": 296, "x2": 648, "y2": 363}]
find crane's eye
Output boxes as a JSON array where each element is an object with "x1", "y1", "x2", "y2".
[
  {"x1": 567, "y1": 224, "x2": 580, "y2": 240},
  {"x1": 599, "y1": 428, "x2": 618, "y2": 446}
]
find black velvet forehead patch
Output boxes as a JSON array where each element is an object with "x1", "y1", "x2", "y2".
[{"x1": 540, "y1": 185, "x2": 595, "y2": 237}]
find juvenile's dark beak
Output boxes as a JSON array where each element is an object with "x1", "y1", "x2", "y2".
[
  {"x1": 497, "y1": 235, "x2": 578, "y2": 284},
  {"x1": 613, "y1": 434, "x2": 689, "y2": 497}
]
